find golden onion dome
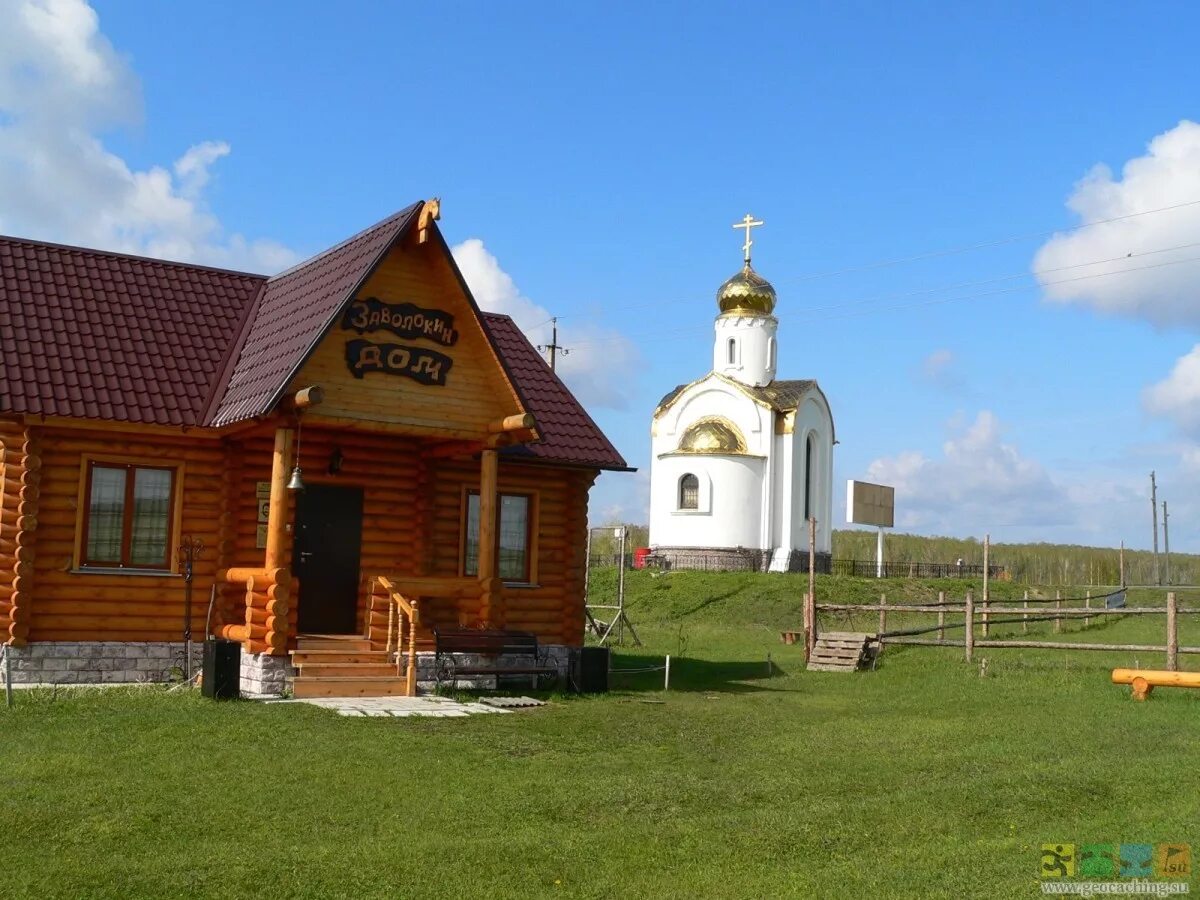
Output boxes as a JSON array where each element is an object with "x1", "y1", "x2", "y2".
[
  {"x1": 678, "y1": 417, "x2": 747, "y2": 454},
  {"x1": 717, "y1": 263, "x2": 777, "y2": 315}
]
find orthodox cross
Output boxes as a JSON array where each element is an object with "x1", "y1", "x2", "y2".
[{"x1": 733, "y1": 214, "x2": 764, "y2": 264}]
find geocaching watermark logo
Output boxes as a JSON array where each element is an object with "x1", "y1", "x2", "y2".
[{"x1": 1040, "y1": 843, "x2": 1191, "y2": 895}]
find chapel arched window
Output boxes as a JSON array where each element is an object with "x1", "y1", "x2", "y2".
[
  {"x1": 804, "y1": 434, "x2": 816, "y2": 521},
  {"x1": 679, "y1": 473, "x2": 699, "y2": 510}
]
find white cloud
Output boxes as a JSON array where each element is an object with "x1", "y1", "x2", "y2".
[
  {"x1": 1144, "y1": 343, "x2": 1200, "y2": 435},
  {"x1": 0, "y1": 0, "x2": 296, "y2": 272},
  {"x1": 1033, "y1": 120, "x2": 1200, "y2": 327},
  {"x1": 917, "y1": 348, "x2": 963, "y2": 391},
  {"x1": 452, "y1": 238, "x2": 640, "y2": 410},
  {"x1": 866, "y1": 411, "x2": 1072, "y2": 532},
  {"x1": 590, "y1": 469, "x2": 651, "y2": 526}
]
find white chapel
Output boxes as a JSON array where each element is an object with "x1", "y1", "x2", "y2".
[{"x1": 648, "y1": 216, "x2": 835, "y2": 571}]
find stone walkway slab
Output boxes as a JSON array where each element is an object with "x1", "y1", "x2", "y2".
[
  {"x1": 273, "y1": 695, "x2": 512, "y2": 718},
  {"x1": 479, "y1": 696, "x2": 546, "y2": 709}
]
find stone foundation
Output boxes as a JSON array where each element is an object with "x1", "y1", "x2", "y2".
[
  {"x1": 0, "y1": 642, "x2": 574, "y2": 697},
  {"x1": 240, "y1": 651, "x2": 295, "y2": 699},
  {"x1": 1, "y1": 641, "x2": 203, "y2": 685},
  {"x1": 405, "y1": 644, "x2": 573, "y2": 691}
]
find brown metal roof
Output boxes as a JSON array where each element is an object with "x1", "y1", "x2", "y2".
[
  {"x1": 0, "y1": 209, "x2": 628, "y2": 471},
  {"x1": 484, "y1": 313, "x2": 630, "y2": 471},
  {"x1": 0, "y1": 235, "x2": 262, "y2": 425}
]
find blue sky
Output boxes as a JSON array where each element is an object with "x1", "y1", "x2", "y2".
[{"x1": 4, "y1": 1, "x2": 1200, "y2": 550}]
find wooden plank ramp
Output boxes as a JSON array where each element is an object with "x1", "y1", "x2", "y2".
[{"x1": 806, "y1": 632, "x2": 872, "y2": 673}]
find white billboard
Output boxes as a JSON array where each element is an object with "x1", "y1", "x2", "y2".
[{"x1": 846, "y1": 480, "x2": 895, "y2": 528}]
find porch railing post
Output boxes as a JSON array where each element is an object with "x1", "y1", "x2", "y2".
[{"x1": 407, "y1": 599, "x2": 419, "y2": 696}]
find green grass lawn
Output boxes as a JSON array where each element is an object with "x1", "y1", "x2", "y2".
[{"x1": 2, "y1": 571, "x2": 1198, "y2": 899}]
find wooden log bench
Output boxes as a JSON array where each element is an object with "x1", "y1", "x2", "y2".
[
  {"x1": 432, "y1": 628, "x2": 559, "y2": 691},
  {"x1": 1112, "y1": 668, "x2": 1200, "y2": 701}
]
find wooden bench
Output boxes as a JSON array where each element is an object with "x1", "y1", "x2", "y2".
[
  {"x1": 1112, "y1": 668, "x2": 1200, "y2": 701},
  {"x1": 432, "y1": 628, "x2": 559, "y2": 690}
]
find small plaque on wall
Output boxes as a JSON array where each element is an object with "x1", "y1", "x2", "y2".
[{"x1": 256, "y1": 481, "x2": 270, "y2": 549}]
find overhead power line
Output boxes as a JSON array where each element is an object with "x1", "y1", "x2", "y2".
[
  {"x1": 554, "y1": 196, "x2": 1200, "y2": 321},
  {"x1": 565, "y1": 243, "x2": 1200, "y2": 348},
  {"x1": 779, "y1": 196, "x2": 1200, "y2": 286}
]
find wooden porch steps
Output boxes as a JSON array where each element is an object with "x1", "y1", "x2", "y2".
[
  {"x1": 292, "y1": 676, "x2": 417, "y2": 699},
  {"x1": 807, "y1": 632, "x2": 872, "y2": 673},
  {"x1": 290, "y1": 634, "x2": 411, "y2": 698},
  {"x1": 294, "y1": 663, "x2": 398, "y2": 678},
  {"x1": 290, "y1": 650, "x2": 390, "y2": 666},
  {"x1": 296, "y1": 636, "x2": 373, "y2": 652}
]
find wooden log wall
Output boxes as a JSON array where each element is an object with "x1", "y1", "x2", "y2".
[
  {"x1": 3, "y1": 417, "x2": 599, "y2": 651},
  {"x1": 28, "y1": 425, "x2": 223, "y2": 642},
  {"x1": 224, "y1": 426, "x2": 426, "y2": 641},
  {"x1": 0, "y1": 420, "x2": 41, "y2": 646},
  {"x1": 426, "y1": 458, "x2": 597, "y2": 646}
]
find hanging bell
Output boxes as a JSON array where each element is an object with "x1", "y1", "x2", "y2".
[{"x1": 287, "y1": 465, "x2": 305, "y2": 491}]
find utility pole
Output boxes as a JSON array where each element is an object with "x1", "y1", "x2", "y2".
[
  {"x1": 1151, "y1": 471, "x2": 1160, "y2": 586},
  {"x1": 1162, "y1": 500, "x2": 1171, "y2": 585},
  {"x1": 537, "y1": 317, "x2": 571, "y2": 371}
]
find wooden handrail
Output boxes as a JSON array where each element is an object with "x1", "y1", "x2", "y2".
[
  {"x1": 375, "y1": 575, "x2": 416, "y2": 619},
  {"x1": 368, "y1": 575, "x2": 425, "y2": 696}
]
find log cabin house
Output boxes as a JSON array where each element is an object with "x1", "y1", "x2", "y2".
[{"x1": 0, "y1": 200, "x2": 629, "y2": 696}]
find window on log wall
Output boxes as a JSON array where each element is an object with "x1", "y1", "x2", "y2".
[
  {"x1": 463, "y1": 490, "x2": 534, "y2": 584},
  {"x1": 81, "y1": 462, "x2": 176, "y2": 569}
]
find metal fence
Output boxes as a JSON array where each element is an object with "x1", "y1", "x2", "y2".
[
  {"x1": 588, "y1": 552, "x2": 1004, "y2": 579},
  {"x1": 828, "y1": 559, "x2": 1004, "y2": 579}
]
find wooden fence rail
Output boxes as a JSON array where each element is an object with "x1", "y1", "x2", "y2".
[{"x1": 808, "y1": 591, "x2": 1186, "y2": 671}]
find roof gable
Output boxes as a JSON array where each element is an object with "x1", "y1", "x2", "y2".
[
  {"x1": 284, "y1": 224, "x2": 530, "y2": 437},
  {"x1": 207, "y1": 203, "x2": 421, "y2": 426}
]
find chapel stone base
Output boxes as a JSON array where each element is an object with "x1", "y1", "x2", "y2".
[{"x1": 651, "y1": 546, "x2": 832, "y2": 574}]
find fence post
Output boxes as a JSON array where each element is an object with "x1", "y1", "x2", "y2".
[
  {"x1": 1054, "y1": 589, "x2": 1062, "y2": 634},
  {"x1": 1022, "y1": 589, "x2": 1029, "y2": 634},
  {"x1": 878, "y1": 593, "x2": 887, "y2": 638},
  {"x1": 1084, "y1": 590, "x2": 1091, "y2": 629},
  {"x1": 1167, "y1": 591, "x2": 1178, "y2": 672},
  {"x1": 964, "y1": 589, "x2": 975, "y2": 662},
  {"x1": 805, "y1": 516, "x2": 816, "y2": 662},
  {"x1": 982, "y1": 533, "x2": 990, "y2": 638},
  {"x1": 937, "y1": 590, "x2": 946, "y2": 641}
]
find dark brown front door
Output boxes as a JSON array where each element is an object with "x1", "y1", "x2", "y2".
[{"x1": 293, "y1": 484, "x2": 364, "y2": 634}]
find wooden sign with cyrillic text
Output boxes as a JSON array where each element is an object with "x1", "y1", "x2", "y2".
[{"x1": 344, "y1": 339, "x2": 453, "y2": 385}]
